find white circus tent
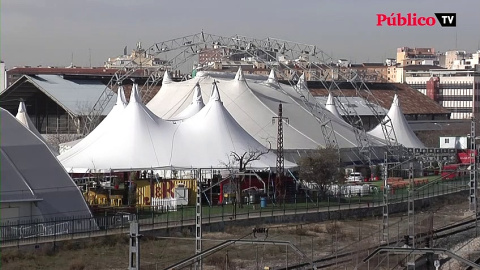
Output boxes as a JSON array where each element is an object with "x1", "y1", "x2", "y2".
[
  {"x1": 1, "y1": 107, "x2": 93, "y2": 222},
  {"x1": 59, "y1": 82, "x2": 296, "y2": 172},
  {"x1": 147, "y1": 68, "x2": 387, "y2": 163},
  {"x1": 169, "y1": 83, "x2": 296, "y2": 169},
  {"x1": 58, "y1": 84, "x2": 176, "y2": 172},
  {"x1": 368, "y1": 94, "x2": 425, "y2": 149}
]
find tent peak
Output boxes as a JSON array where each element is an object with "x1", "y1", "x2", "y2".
[
  {"x1": 129, "y1": 83, "x2": 141, "y2": 104},
  {"x1": 117, "y1": 86, "x2": 127, "y2": 107},
  {"x1": 326, "y1": 92, "x2": 335, "y2": 105},
  {"x1": 392, "y1": 94, "x2": 399, "y2": 107},
  {"x1": 193, "y1": 83, "x2": 203, "y2": 103},
  {"x1": 296, "y1": 72, "x2": 308, "y2": 90},
  {"x1": 209, "y1": 82, "x2": 222, "y2": 102},
  {"x1": 266, "y1": 69, "x2": 277, "y2": 84},
  {"x1": 325, "y1": 92, "x2": 343, "y2": 120},
  {"x1": 234, "y1": 67, "x2": 245, "y2": 81},
  {"x1": 163, "y1": 70, "x2": 173, "y2": 84},
  {"x1": 17, "y1": 101, "x2": 27, "y2": 113}
]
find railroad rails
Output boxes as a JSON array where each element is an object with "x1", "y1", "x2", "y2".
[{"x1": 277, "y1": 215, "x2": 480, "y2": 270}]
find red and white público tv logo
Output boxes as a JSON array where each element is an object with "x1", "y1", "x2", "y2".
[{"x1": 376, "y1": 13, "x2": 456, "y2": 27}]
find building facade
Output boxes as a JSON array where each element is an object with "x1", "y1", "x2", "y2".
[
  {"x1": 104, "y1": 42, "x2": 170, "y2": 72},
  {"x1": 407, "y1": 68, "x2": 480, "y2": 119},
  {"x1": 0, "y1": 61, "x2": 5, "y2": 93},
  {"x1": 396, "y1": 47, "x2": 437, "y2": 64}
]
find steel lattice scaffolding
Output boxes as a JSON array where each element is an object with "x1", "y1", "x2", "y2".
[
  {"x1": 407, "y1": 161, "x2": 416, "y2": 268},
  {"x1": 382, "y1": 152, "x2": 389, "y2": 244},
  {"x1": 83, "y1": 32, "x2": 398, "y2": 163}
]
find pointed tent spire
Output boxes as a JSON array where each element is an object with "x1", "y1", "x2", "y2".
[
  {"x1": 18, "y1": 100, "x2": 27, "y2": 113},
  {"x1": 325, "y1": 93, "x2": 343, "y2": 119},
  {"x1": 162, "y1": 70, "x2": 173, "y2": 84},
  {"x1": 129, "y1": 83, "x2": 141, "y2": 104},
  {"x1": 296, "y1": 73, "x2": 308, "y2": 89},
  {"x1": 169, "y1": 83, "x2": 205, "y2": 121},
  {"x1": 193, "y1": 83, "x2": 204, "y2": 104},
  {"x1": 15, "y1": 101, "x2": 59, "y2": 154},
  {"x1": 266, "y1": 69, "x2": 278, "y2": 84},
  {"x1": 392, "y1": 93, "x2": 399, "y2": 107},
  {"x1": 234, "y1": 66, "x2": 245, "y2": 81},
  {"x1": 209, "y1": 81, "x2": 221, "y2": 102},
  {"x1": 117, "y1": 86, "x2": 127, "y2": 107}
]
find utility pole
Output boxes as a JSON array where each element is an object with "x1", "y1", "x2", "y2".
[
  {"x1": 272, "y1": 103, "x2": 289, "y2": 203},
  {"x1": 469, "y1": 117, "x2": 478, "y2": 238},
  {"x1": 407, "y1": 162, "x2": 416, "y2": 269},
  {"x1": 128, "y1": 220, "x2": 141, "y2": 270},
  {"x1": 195, "y1": 168, "x2": 203, "y2": 270},
  {"x1": 469, "y1": 117, "x2": 477, "y2": 214},
  {"x1": 382, "y1": 152, "x2": 389, "y2": 244}
]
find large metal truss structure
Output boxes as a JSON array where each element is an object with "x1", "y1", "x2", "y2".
[{"x1": 84, "y1": 32, "x2": 397, "y2": 163}]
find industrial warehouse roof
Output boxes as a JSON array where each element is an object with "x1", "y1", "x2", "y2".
[
  {"x1": 315, "y1": 95, "x2": 387, "y2": 117},
  {"x1": 1, "y1": 107, "x2": 93, "y2": 221},
  {"x1": 310, "y1": 83, "x2": 450, "y2": 116},
  {"x1": 0, "y1": 74, "x2": 116, "y2": 116}
]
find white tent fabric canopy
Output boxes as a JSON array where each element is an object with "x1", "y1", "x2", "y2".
[
  {"x1": 368, "y1": 94, "x2": 425, "y2": 149},
  {"x1": 1, "y1": 107, "x2": 93, "y2": 221},
  {"x1": 58, "y1": 85, "x2": 176, "y2": 172},
  {"x1": 170, "y1": 83, "x2": 204, "y2": 120},
  {"x1": 147, "y1": 68, "x2": 387, "y2": 154},
  {"x1": 169, "y1": 83, "x2": 296, "y2": 169},
  {"x1": 57, "y1": 86, "x2": 128, "y2": 163},
  {"x1": 59, "y1": 83, "x2": 290, "y2": 172}
]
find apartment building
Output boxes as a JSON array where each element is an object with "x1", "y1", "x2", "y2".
[{"x1": 407, "y1": 68, "x2": 480, "y2": 119}]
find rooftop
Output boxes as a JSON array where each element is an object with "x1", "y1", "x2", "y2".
[
  {"x1": 0, "y1": 75, "x2": 116, "y2": 116},
  {"x1": 314, "y1": 96, "x2": 387, "y2": 116},
  {"x1": 403, "y1": 65, "x2": 445, "y2": 71},
  {"x1": 309, "y1": 82, "x2": 450, "y2": 115}
]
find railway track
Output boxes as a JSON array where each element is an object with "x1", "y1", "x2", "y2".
[{"x1": 276, "y1": 216, "x2": 480, "y2": 270}]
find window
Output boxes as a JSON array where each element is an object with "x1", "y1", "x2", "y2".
[{"x1": 445, "y1": 138, "x2": 450, "y2": 143}]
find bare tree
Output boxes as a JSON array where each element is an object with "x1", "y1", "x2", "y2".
[
  {"x1": 223, "y1": 146, "x2": 271, "y2": 209},
  {"x1": 298, "y1": 146, "x2": 344, "y2": 198}
]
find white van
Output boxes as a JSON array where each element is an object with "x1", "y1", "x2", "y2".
[{"x1": 347, "y1": 172, "x2": 363, "y2": 183}]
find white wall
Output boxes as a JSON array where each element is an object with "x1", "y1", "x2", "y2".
[{"x1": 439, "y1": 136, "x2": 467, "y2": 149}]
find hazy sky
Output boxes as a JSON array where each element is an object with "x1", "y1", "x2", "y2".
[{"x1": 1, "y1": 0, "x2": 479, "y2": 68}]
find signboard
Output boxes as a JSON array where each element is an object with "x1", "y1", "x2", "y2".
[{"x1": 458, "y1": 149, "x2": 477, "y2": 164}]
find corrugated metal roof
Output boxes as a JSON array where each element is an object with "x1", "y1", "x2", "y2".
[
  {"x1": 310, "y1": 83, "x2": 450, "y2": 115},
  {"x1": 28, "y1": 75, "x2": 116, "y2": 115},
  {"x1": 315, "y1": 96, "x2": 387, "y2": 116}
]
